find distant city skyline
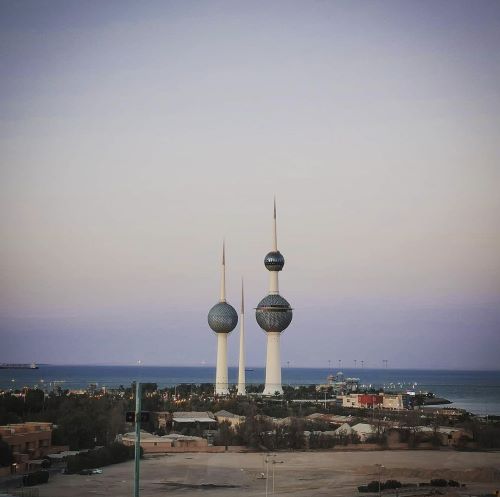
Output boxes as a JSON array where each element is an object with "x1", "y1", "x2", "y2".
[{"x1": 1, "y1": 1, "x2": 499, "y2": 369}]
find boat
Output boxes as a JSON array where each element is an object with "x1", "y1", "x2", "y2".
[{"x1": 0, "y1": 363, "x2": 39, "y2": 369}]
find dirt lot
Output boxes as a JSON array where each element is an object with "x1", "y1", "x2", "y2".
[{"x1": 37, "y1": 450, "x2": 500, "y2": 496}]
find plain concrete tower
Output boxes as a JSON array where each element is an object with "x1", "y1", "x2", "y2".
[
  {"x1": 255, "y1": 199, "x2": 293, "y2": 396},
  {"x1": 237, "y1": 278, "x2": 246, "y2": 396},
  {"x1": 207, "y1": 242, "x2": 238, "y2": 395}
]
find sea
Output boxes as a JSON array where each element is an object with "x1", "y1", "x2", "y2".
[{"x1": 1, "y1": 366, "x2": 499, "y2": 416}]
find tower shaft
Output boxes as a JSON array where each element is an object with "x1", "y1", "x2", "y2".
[
  {"x1": 237, "y1": 280, "x2": 246, "y2": 395},
  {"x1": 263, "y1": 332, "x2": 283, "y2": 395},
  {"x1": 269, "y1": 272, "x2": 279, "y2": 295},
  {"x1": 215, "y1": 333, "x2": 229, "y2": 395}
]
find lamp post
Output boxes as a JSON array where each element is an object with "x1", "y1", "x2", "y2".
[
  {"x1": 272, "y1": 460, "x2": 284, "y2": 494},
  {"x1": 264, "y1": 453, "x2": 276, "y2": 497},
  {"x1": 134, "y1": 382, "x2": 142, "y2": 497},
  {"x1": 376, "y1": 464, "x2": 384, "y2": 497}
]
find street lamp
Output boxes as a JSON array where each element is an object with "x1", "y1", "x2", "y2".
[
  {"x1": 272, "y1": 460, "x2": 284, "y2": 494},
  {"x1": 264, "y1": 453, "x2": 277, "y2": 497},
  {"x1": 375, "y1": 464, "x2": 385, "y2": 497}
]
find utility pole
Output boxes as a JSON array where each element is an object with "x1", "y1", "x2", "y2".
[
  {"x1": 134, "y1": 382, "x2": 142, "y2": 497},
  {"x1": 354, "y1": 359, "x2": 357, "y2": 368}
]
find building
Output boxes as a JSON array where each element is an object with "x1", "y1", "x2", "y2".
[
  {"x1": 333, "y1": 423, "x2": 354, "y2": 437},
  {"x1": 207, "y1": 242, "x2": 238, "y2": 395},
  {"x1": 342, "y1": 394, "x2": 383, "y2": 408},
  {"x1": 351, "y1": 423, "x2": 377, "y2": 442},
  {"x1": 171, "y1": 411, "x2": 217, "y2": 432},
  {"x1": 0, "y1": 422, "x2": 53, "y2": 476},
  {"x1": 215, "y1": 410, "x2": 245, "y2": 428},
  {"x1": 120, "y1": 431, "x2": 207, "y2": 453},
  {"x1": 382, "y1": 393, "x2": 413, "y2": 410},
  {"x1": 342, "y1": 393, "x2": 411, "y2": 410},
  {"x1": 417, "y1": 426, "x2": 472, "y2": 447},
  {"x1": 255, "y1": 199, "x2": 293, "y2": 395}
]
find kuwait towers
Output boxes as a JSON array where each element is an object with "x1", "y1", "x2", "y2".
[
  {"x1": 208, "y1": 243, "x2": 238, "y2": 395},
  {"x1": 256, "y1": 199, "x2": 293, "y2": 395}
]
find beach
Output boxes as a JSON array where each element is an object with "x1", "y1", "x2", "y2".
[{"x1": 37, "y1": 450, "x2": 500, "y2": 497}]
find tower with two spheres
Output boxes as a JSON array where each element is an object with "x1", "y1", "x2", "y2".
[
  {"x1": 207, "y1": 243, "x2": 238, "y2": 395},
  {"x1": 207, "y1": 200, "x2": 293, "y2": 396}
]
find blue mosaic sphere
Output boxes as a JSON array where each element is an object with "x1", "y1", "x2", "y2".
[
  {"x1": 264, "y1": 251, "x2": 285, "y2": 271},
  {"x1": 255, "y1": 294, "x2": 293, "y2": 333},
  {"x1": 208, "y1": 302, "x2": 238, "y2": 333}
]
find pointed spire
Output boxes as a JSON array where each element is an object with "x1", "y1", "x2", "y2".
[
  {"x1": 272, "y1": 196, "x2": 278, "y2": 251},
  {"x1": 241, "y1": 277, "x2": 244, "y2": 314},
  {"x1": 220, "y1": 240, "x2": 226, "y2": 302}
]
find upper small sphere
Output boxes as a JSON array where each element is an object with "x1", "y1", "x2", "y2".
[
  {"x1": 208, "y1": 302, "x2": 238, "y2": 333},
  {"x1": 264, "y1": 251, "x2": 285, "y2": 271}
]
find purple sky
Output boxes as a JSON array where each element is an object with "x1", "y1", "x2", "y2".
[{"x1": 1, "y1": 1, "x2": 499, "y2": 369}]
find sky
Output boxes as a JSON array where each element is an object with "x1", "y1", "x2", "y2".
[{"x1": 1, "y1": 0, "x2": 499, "y2": 370}]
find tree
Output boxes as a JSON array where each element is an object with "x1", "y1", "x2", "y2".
[
  {"x1": 400, "y1": 410, "x2": 422, "y2": 448},
  {"x1": 0, "y1": 436, "x2": 13, "y2": 467},
  {"x1": 214, "y1": 420, "x2": 235, "y2": 446},
  {"x1": 288, "y1": 418, "x2": 305, "y2": 449}
]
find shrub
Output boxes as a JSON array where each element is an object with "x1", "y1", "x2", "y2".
[
  {"x1": 361, "y1": 480, "x2": 402, "y2": 492},
  {"x1": 430, "y1": 479, "x2": 448, "y2": 487},
  {"x1": 22, "y1": 470, "x2": 49, "y2": 486},
  {"x1": 366, "y1": 481, "x2": 382, "y2": 492},
  {"x1": 0, "y1": 436, "x2": 13, "y2": 467},
  {"x1": 384, "y1": 480, "x2": 402, "y2": 489},
  {"x1": 66, "y1": 442, "x2": 138, "y2": 474},
  {"x1": 448, "y1": 480, "x2": 460, "y2": 487}
]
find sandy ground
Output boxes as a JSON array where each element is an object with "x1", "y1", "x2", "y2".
[{"x1": 35, "y1": 450, "x2": 500, "y2": 497}]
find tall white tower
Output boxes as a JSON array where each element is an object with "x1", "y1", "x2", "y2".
[
  {"x1": 256, "y1": 199, "x2": 293, "y2": 396},
  {"x1": 237, "y1": 278, "x2": 246, "y2": 396},
  {"x1": 208, "y1": 242, "x2": 238, "y2": 395}
]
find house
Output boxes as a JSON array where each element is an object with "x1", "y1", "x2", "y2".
[
  {"x1": 172, "y1": 411, "x2": 217, "y2": 431},
  {"x1": 119, "y1": 431, "x2": 207, "y2": 453},
  {"x1": 417, "y1": 426, "x2": 472, "y2": 447},
  {"x1": 351, "y1": 423, "x2": 376, "y2": 442},
  {"x1": 214, "y1": 410, "x2": 245, "y2": 428},
  {"x1": 333, "y1": 423, "x2": 354, "y2": 437}
]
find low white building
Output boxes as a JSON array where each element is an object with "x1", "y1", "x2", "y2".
[
  {"x1": 333, "y1": 423, "x2": 354, "y2": 437},
  {"x1": 214, "y1": 410, "x2": 245, "y2": 427},
  {"x1": 382, "y1": 394, "x2": 404, "y2": 410},
  {"x1": 351, "y1": 423, "x2": 376, "y2": 442}
]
